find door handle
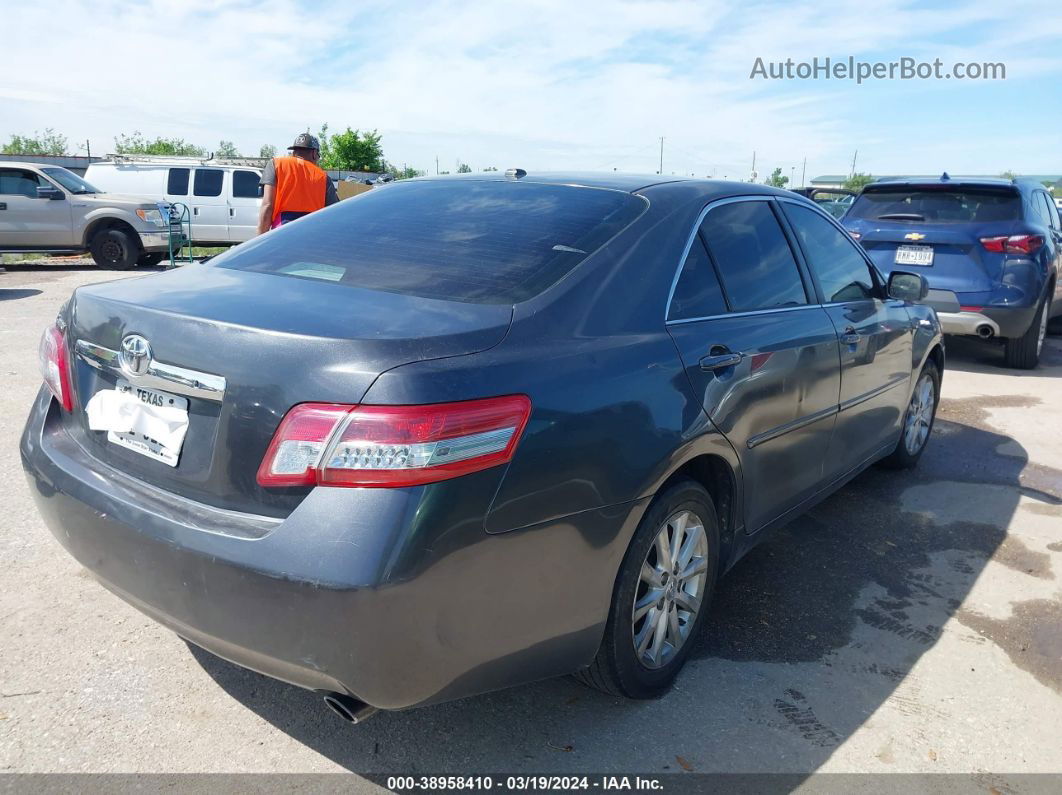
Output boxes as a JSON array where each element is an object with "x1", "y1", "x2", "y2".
[
  {"x1": 841, "y1": 326, "x2": 860, "y2": 345},
  {"x1": 193, "y1": 207, "x2": 199, "y2": 216},
  {"x1": 229, "y1": 208, "x2": 235, "y2": 217},
  {"x1": 699, "y1": 349, "x2": 743, "y2": 371},
  {"x1": 0, "y1": 202, "x2": 6, "y2": 210}
]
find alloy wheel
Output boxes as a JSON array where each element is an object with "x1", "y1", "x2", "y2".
[
  {"x1": 903, "y1": 372, "x2": 935, "y2": 455},
  {"x1": 631, "y1": 509, "x2": 709, "y2": 669}
]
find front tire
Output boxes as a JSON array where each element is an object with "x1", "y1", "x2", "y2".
[
  {"x1": 881, "y1": 359, "x2": 940, "y2": 469},
  {"x1": 1003, "y1": 295, "x2": 1049, "y2": 369},
  {"x1": 575, "y1": 479, "x2": 720, "y2": 699},
  {"x1": 90, "y1": 228, "x2": 139, "y2": 270}
]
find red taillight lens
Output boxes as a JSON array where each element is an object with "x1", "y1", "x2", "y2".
[
  {"x1": 256, "y1": 396, "x2": 532, "y2": 489},
  {"x1": 38, "y1": 324, "x2": 73, "y2": 411},
  {"x1": 980, "y1": 234, "x2": 1044, "y2": 255}
]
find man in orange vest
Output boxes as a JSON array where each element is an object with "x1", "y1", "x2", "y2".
[{"x1": 256, "y1": 133, "x2": 339, "y2": 234}]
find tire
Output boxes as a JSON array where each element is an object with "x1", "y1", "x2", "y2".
[
  {"x1": 137, "y1": 251, "x2": 166, "y2": 267},
  {"x1": 1003, "y1": 295, "x2": 1049, "y2": 370},
  {"x1": 881, "y1": 359, "x2": 940, "y2": 469},
  {"x1": 90, "y1": 228, "x2": 140, "y2": 270},
  {"x1": 574, "y1": 479, "x2": 720, "y2": 699}
]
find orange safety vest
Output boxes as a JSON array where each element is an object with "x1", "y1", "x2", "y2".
[{"x1": 271, "y1": 155, "x2": 328, "y2": 225}]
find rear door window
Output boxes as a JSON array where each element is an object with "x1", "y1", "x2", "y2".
[
  {"x1": 232, "y1": 170, "x2": 261, "y2": 198},
  {"x1": 0, "y1": 169, "x2": 45, "y2": 197},
  {"x1": 848, "y1": 187, "x2": 1021, "y2": 223},
  {"x1": 213, "y1": 180, "x2": 647, "y2": 304},
  {"x1": 668, "y1": 236, "x2": 728, "y2": 321},
  {"x1": 784, "y1": 203, "x2": 876, "y2": 303},
  {"x1": 167, "y1": 168, "x2": 189, "y2": 196},
  {"x1": 699, "y1": 200, "x2": 808, "y2": 312},
  {"x1": 193, "y1": 169, "x2": 223, "y2": 197}
]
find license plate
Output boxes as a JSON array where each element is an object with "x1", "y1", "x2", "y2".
[
  {"x1": 895, "y1": 245, "x2": 934, "y2": 266},
  {"x1": 107, "y1": 380, "x2": 189, "y2": 467}
]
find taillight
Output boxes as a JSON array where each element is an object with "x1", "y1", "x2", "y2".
[
  {"x1": 256, "y1": 395, "x2": 532, "y2": 488},
  {"x1": 980, "y1": 234, "x2": 1045, "y2": 255},
  {"x1": 38, "y1": 324, "x2": 73, "y2": 412}
]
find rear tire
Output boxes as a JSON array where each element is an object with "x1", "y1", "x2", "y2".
[
  {"x1": 1003, "y1": 295, "x2": 1049, "y2": 369},
  {"x1": 881, "y1": 359, "x2": 940, "y2": 469},
  {"x1": 90, "y1": 228, "x2": 139, "y2": 270},
  {"x1": 574, "y1": 479, "x2": 720, "y2": 699}
]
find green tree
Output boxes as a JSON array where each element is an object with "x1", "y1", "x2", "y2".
[
  {"x1": 765, "y1": 167, "x2": 789, "y2": 188},
  {"x1": 259, "y1": 144, "x2": 277, "y2": 158},
  {"x1": 2, "y1": 128, "x2": 68, "y2": 156},
  {"x1": 216, "y1": 140, "x2": 240, "y2": 158},
  {"x1": 317, "y1": 124, "x2": 385, "y2": 171},
  {"x1": 843, "y1": 172, "x2": 875, "y2": 191},
  {"x1": 114, "y1": 131, "x2": 206, "y2": 157},
  {"x1": 999, "y1": 170, "x2": 1017, "y2": 180},
  {"x1": 457, "y1": 163, "x2": 472, "y2": 173},
  {"x1": 482, "y1": 166, "x2": 498, "y2": 172},
  {"x1": 382, "y1": 161, "x2": 423, "y2": 180}
]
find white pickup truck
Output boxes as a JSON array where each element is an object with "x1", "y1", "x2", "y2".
[{"x1": 0, "y1": 162, "x2": 180, "y2": 269}]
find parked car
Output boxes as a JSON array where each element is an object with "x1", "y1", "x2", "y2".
[
  {"x1": 84, "y1": 158, "x2": 262, "y2": 245},
  {"x1": 22, "y1": 173, "x2": 943, "y2": 721},
  {"x1": 789, "y1": 187, "x2": 856, "y2": 219},
  {"x1": 0, "y1": 162, "x2": 181, "y2": 268},
  {"x1": 843, "y1": 174, "x2": 1061, "y2": 368}
]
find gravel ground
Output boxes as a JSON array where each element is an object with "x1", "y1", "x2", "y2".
[{"x1": 1, "y1": 263, "x2": 1060, "y2": 786}]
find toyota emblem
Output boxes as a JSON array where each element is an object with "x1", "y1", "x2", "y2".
[{"x1": 119, "y1": 334, "x2": 152, "y2": 377}]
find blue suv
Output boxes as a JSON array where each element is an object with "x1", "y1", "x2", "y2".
[{"x1": 843, "y1": 175, "x2": 1061, "y2": 368}]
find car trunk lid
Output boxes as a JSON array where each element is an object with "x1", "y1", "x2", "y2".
[{"x1": 62, "y1": 264, "x2": 513, "y2": 516}]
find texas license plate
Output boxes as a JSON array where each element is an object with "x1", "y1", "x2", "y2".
[
  {"x1": 107, "y1": 380, "x2": 189, "y2": 467},
  {"x1": 895, "y1": 245, "x2": 934, "y2": 266}
]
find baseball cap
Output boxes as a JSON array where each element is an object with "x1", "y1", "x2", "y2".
[{"x1": 288, "y1": 133, "x2": 320, "y2": 151}]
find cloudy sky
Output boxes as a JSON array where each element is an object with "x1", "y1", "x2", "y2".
[{"x1": 3, "y1": 0, "x2": 1060, "y2": 182}]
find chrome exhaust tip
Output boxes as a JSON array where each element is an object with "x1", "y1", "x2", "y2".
[
  {"x1": 976, "y1": 324, "x2": 994, "y2": 339},
  {"x1": 322, "y1": 692, "x2": 378, "y2": 724}
]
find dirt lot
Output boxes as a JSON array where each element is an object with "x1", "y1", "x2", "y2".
[{"x1": 1, "y1": 264, "x2": 1060, "y2": 785}]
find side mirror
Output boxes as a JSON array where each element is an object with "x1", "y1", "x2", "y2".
[
  {"x1": 36, "y1": 186, "x2": 65, "y2": 200},
  {"x1": 887, "y1": 271, "x2": 929, "y2": 302}
]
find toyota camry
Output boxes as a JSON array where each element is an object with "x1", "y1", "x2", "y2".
[{"x1": 21, "y1": 172, "x2": 943, "y2": 722}]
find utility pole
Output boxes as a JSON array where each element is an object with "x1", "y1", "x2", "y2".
[
  {"x1": 790, "y1": 166, "x2": 795, "y2": 186},
  {"x1": 658, "y1": 137, "x2": 664, "y2": 175},
  {"x1": 750, "y1": 150, "x2": 757, "y2": 183},
  {"x1": 85, "y1": 139, "x2": 91, "y2": 159},
  {"x1": 801, "y1": 157, "x2": 806, "y2": 187},
  {"x1": 435, "y1": 155, "x2": 439, "y2": 175},
  {"x1": 850, "y1": 149, "x2": 858, "y2": 177}
]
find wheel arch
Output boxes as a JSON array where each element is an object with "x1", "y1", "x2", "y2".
[{"x1": 83, "y1": 217, "x2": 141, "y2": 250}]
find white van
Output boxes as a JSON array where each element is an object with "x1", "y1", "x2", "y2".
[{"x1": 85, "y1": 156, "x2": 263, "y2": 245}]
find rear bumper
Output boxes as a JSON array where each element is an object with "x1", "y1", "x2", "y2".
[
  {"x1": 21, "y1": 389, "x2": 641, "y2": 709},
  {"x1": 937, "y1": 305, "x2": 1037, "y2": 339}
]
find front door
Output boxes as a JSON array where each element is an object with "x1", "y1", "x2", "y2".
[
  {"x1": 0, "y1": 168, "x2": 73, "y2": 247},
  {"x1": 666, "y1": 198, "x2": 842, "y2": 532},
  {"x1": 227, "y1": 169, "x2": 261, "y2": 243},
  {"x1": 780, "y1": 200, "x2": 914, "y2": 475}
]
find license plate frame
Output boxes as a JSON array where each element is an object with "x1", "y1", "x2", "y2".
[
  {"x1": 106, "y1": 380, "x2": 189, "y2": 467},
  {"x1": 894, "y1": 244, "x2": 934, "y2": 266}
]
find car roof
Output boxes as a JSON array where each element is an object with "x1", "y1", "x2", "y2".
[
  {"x1": 409, "y1": 171, "x2": 792, "y2": 198},
  {"x1": 0, "y1": 161, "x2": 51, "y2": 170}
]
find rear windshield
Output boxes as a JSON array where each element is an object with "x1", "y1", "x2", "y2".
[
  {"x1": 848, "y1": 186, "x2": 1021, "y2": 224},
  {"x1": 213, "y1": 180, "x2": 647, "y2": 304}
]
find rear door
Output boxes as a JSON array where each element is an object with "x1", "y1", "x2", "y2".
[
  {"x1": 780, "y1": 199, "x2": 913, "y2": 475},
  {"x1": 666, "y1": 197, "x2": 841, "y2": 532},
  {"x1": 0, "y1": 168, "x2": 73, "y2": 246},
  {"x1": 227, "y1": 169, "x2": 261, "y2": 243},
  {"x1": 189, "y1": 168, "x2": 228, "y2": 243}
]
